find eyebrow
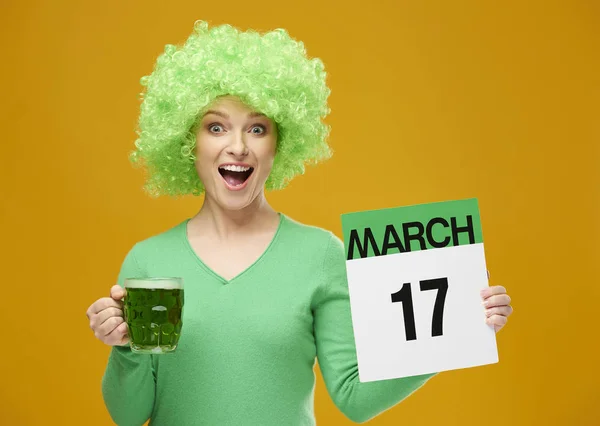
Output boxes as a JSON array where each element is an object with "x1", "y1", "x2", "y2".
[{"x1": 203, "y1": 110, "x2": 266, "y2": 119}]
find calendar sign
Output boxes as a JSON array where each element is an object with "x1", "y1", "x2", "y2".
[{"x1": 341, "y1": 198, "x2": 498, "y2": 382}]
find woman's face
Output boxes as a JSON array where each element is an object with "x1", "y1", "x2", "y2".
[{"x1": 194, "y1": 96, "x2": 278, "y2": 211}]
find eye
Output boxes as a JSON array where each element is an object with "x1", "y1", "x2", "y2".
[
  {"x1": 208, "y1": 123, "x2": 224, "y2": 133},
  {"x1": 249, "y1": 125, "x2": 266, "y2": 135}
]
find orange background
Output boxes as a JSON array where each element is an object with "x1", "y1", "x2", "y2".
[{"x1": 1, "y1": 0, "x2": 598, "y2": 425}]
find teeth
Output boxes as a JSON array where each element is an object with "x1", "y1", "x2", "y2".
[{"x1": 219, "y1": 165, "x2": 251, "y2": 172}]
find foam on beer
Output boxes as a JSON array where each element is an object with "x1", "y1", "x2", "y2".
[{"x1": 124, "y1": 278, "x2": 183, "y2": 290}]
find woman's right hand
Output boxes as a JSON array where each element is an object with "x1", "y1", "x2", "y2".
[{"x1": 86, "y1": 284, "x2": 130, "y2": 346}]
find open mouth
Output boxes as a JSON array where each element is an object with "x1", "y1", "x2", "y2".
[{"x1": 218, "y1": 164, "x2": 254, "y2": 189}]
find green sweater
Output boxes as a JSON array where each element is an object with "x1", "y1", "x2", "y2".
[{"x1": 102, "y1": 213, "x2": 435, "y2": 425}]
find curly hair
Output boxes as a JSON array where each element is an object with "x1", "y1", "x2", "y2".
[{"x1": 130, "y1": 20, "x2": 332, "y2": 197}]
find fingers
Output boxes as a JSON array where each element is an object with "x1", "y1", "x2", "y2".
[
  {"x1": 481, "y1": 285, "x2": 513, "y2": 332},
  {"x1": 86, "y1": 297, "x2": 122, "y2": 319},
  {"x1": 110, "y1": 284, "x2": 126, "y2": 301},
  {"x1": 90, "y1": 311, "x2": 129, "y2": 346},
  {"x1": 485, "y1": 305, "x2": 513, "y2": 318},
  {"x1": 94, "y1": 315, "x2": 125, "y2": 339},
  {"x1": 482, "y1": 294, "x2": 511, "y2": 309},
  {"x1": 480, "y1": 285, "x2": 506, "y2": 299},
  {"x1": 486, "y1": 313, "x2": 508, "y2": 329},
  {"x1": 115, "y1": 322, "x2": 130, "y2": 345},
  {"x1": 86, "y1": 286, "x2": 130, "y2": 347},
  {"x1": 104, "y1": 321, "x2": 130, "y2": 346},
  {"x1": 89, "y1": 307, "x2": 123, "y2": 331}
]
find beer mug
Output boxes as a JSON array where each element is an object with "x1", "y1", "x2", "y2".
[{"x1": 123, "y1": 277, "x2": 184, "y2": 354}]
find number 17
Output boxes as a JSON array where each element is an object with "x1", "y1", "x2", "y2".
[{"x1": 390, "y1": 277, "x2": 449, "y2": 341}]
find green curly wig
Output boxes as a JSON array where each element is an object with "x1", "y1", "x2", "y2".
[{"x1": 130, "y1": 20, "x2": 333, "y2": 197}]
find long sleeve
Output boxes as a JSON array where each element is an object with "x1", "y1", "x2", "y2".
[
  {"x1": 101, "y1": 245, "x2": 156, "y2": 426},
  {"x1": 313, "y1": 234, "x2": 437, "y2": 423}
]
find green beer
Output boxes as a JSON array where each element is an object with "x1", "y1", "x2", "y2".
[{"x1": 123, "y1": 278, "x2": 184, "y2": 354}]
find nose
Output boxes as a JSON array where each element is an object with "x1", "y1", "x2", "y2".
[{"x1": 226, "y1": 131, "x2": 249, "y2": 157}]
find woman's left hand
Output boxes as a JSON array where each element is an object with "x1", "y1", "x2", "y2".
[{"x1": 481, "y1": 284, "x2": 513, "y2": 333}]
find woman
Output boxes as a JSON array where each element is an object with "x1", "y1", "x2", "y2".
[{"x1": 86, "y1": 21, "x2": 513, "y2": 425}]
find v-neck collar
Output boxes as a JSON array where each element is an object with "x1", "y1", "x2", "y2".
[{"x1": 180, "y1": 213, "x2": 286, "y2": 284}]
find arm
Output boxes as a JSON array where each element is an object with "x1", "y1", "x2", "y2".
[
  {"x1": 101, "y1": 245, "x2": 156, "y2": 426},
  {"x1": 313, "y1": 234, "x2": 437, "y2": 423}
]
